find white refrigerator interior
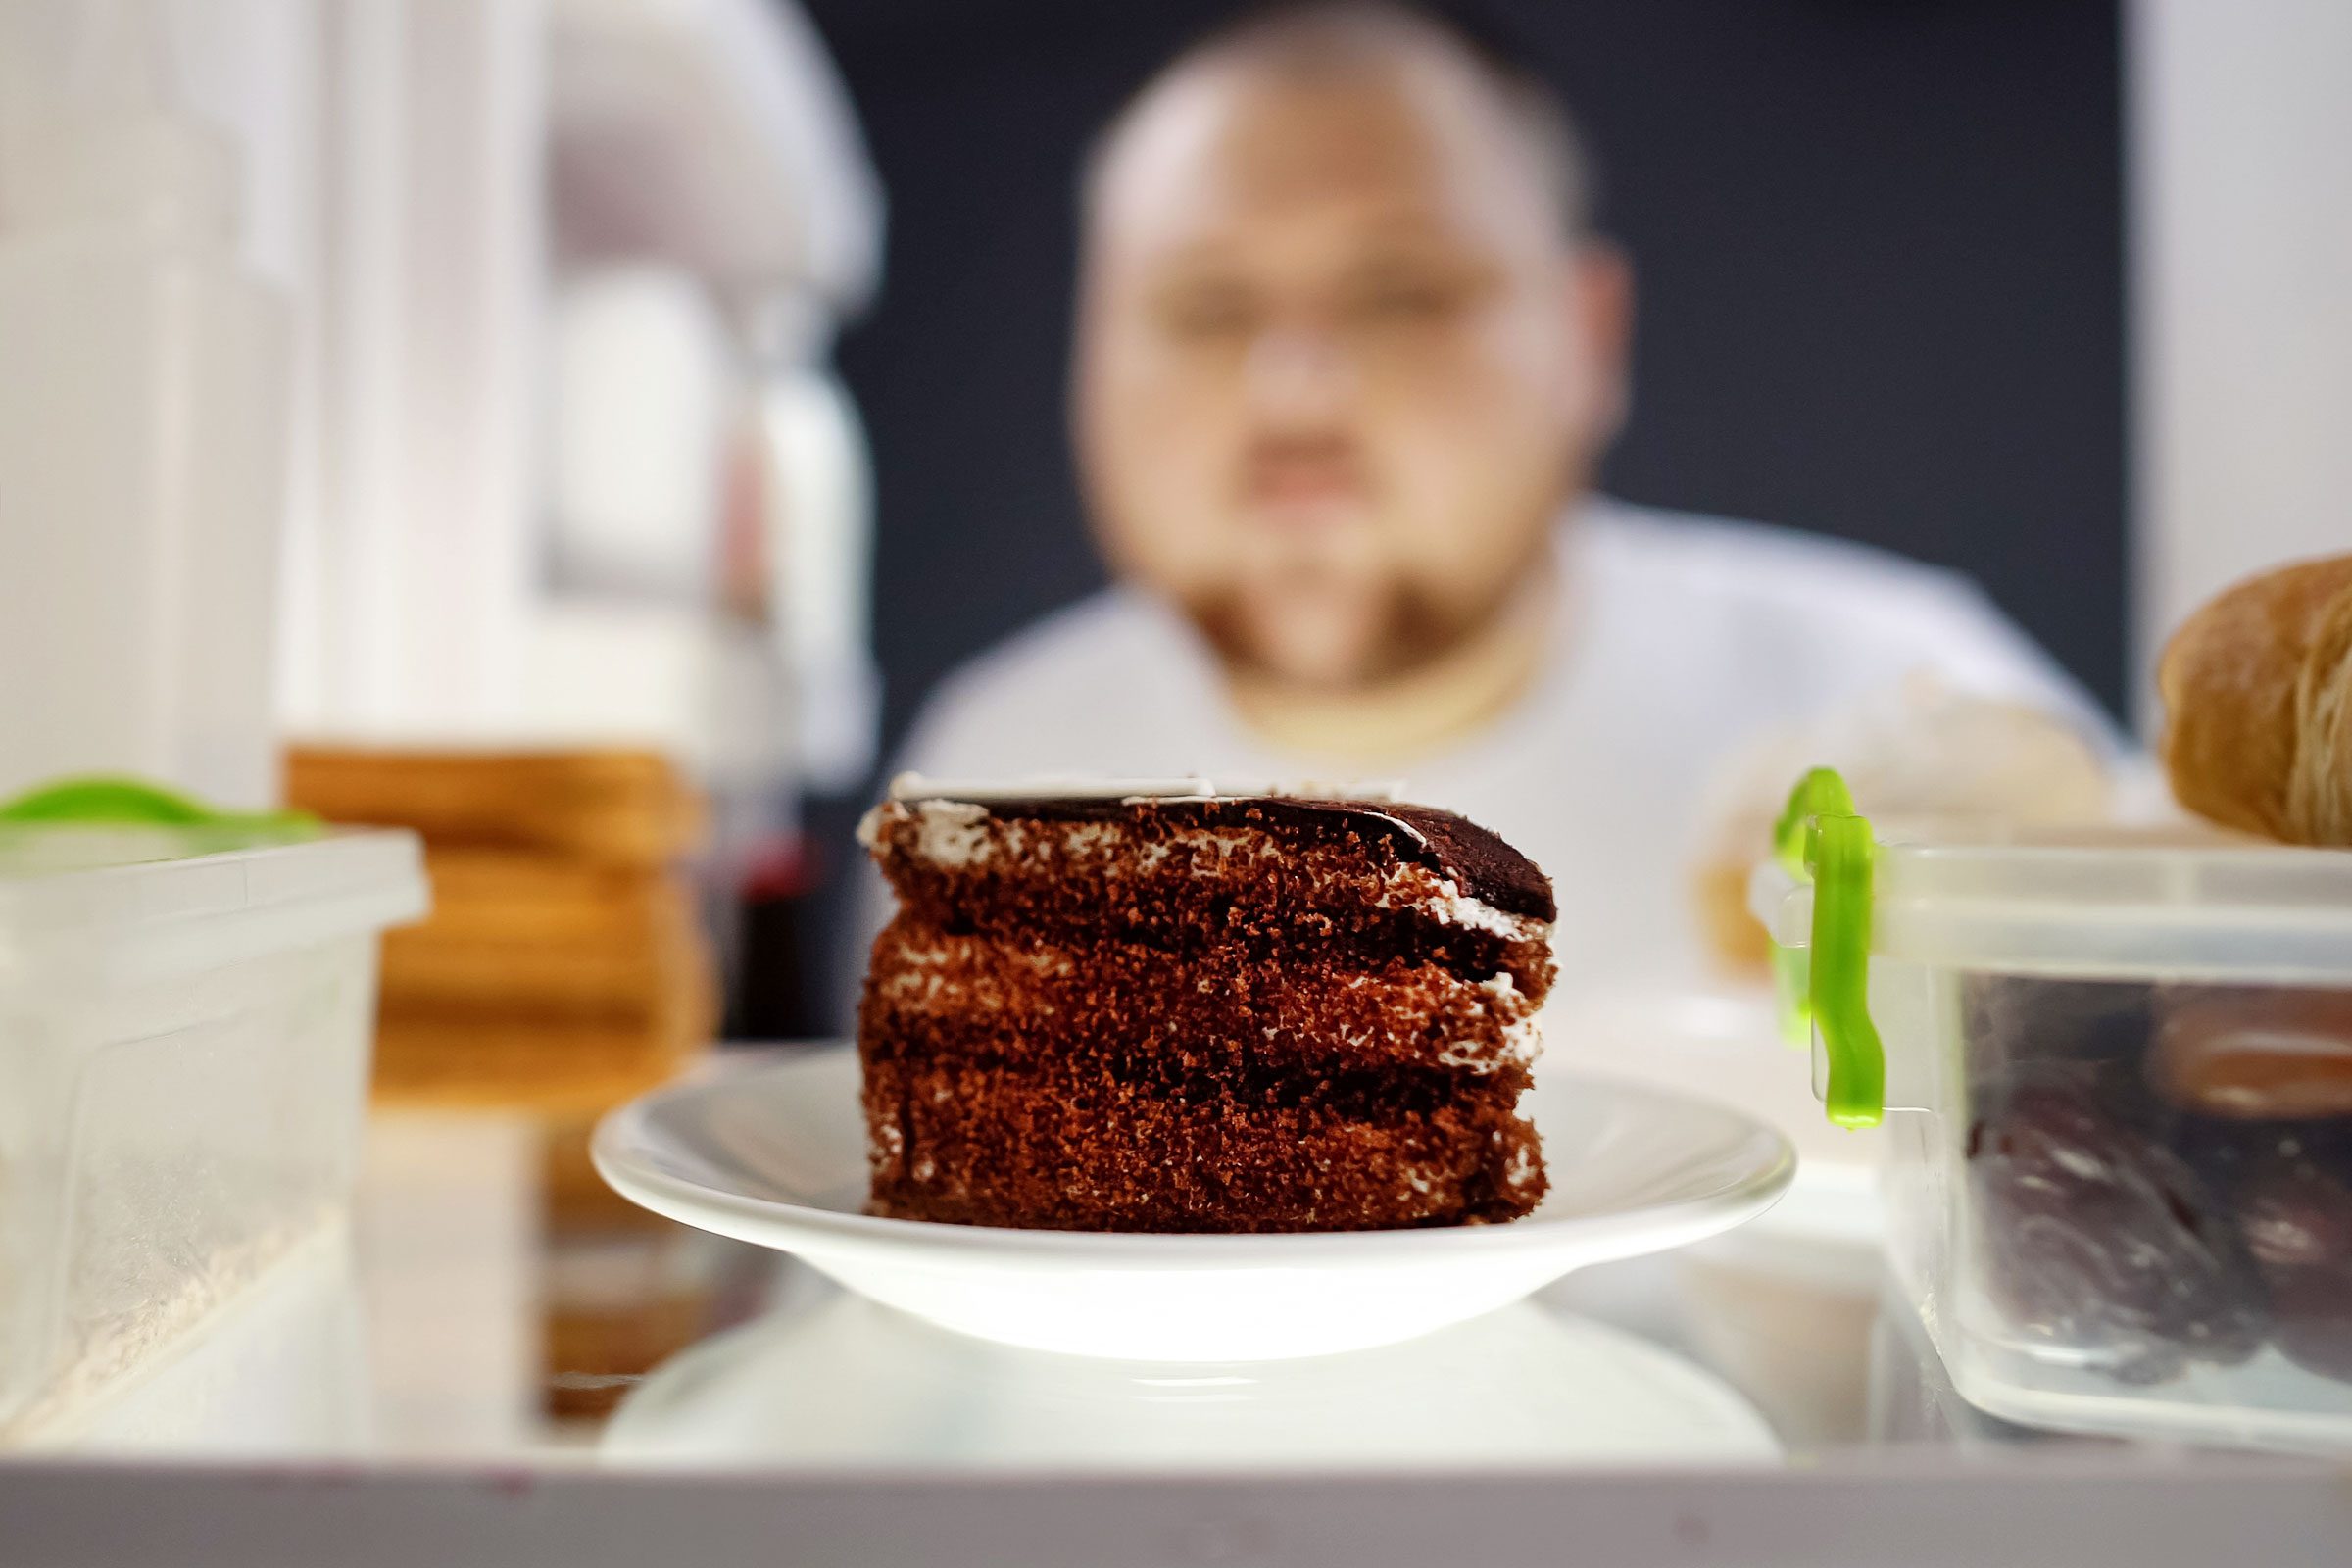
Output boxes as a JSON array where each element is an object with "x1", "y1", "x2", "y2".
[{"x1": 0, "y1": 0, "x2": 289, "y2": 808}]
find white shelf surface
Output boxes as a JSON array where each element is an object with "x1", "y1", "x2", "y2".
[{"x1": 3, "y1": 1066, "x2": 2348, "y2": 1566}]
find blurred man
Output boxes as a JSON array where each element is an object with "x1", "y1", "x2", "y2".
[{"x1": 882, "y1": 0, "x2": 2104, "y2": 995}]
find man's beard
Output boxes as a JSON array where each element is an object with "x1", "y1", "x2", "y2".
[{"x1": 1178, "y1": 568, "x2": 1525, "y2": 692}]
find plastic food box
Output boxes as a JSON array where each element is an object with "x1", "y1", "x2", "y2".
[
  {"x1": 0, "y1": 824, "x2": 426, "y2": 1439},
  {"x1": 1754, "y1": 789, "x2": 2352, "y2": 1451}
]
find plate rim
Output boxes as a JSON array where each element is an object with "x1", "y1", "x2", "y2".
[{"x1": 592, "y1": 1045, "x2": 1797, "y2": 1263}]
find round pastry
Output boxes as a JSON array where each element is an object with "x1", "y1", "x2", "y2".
[
  {"x1": 1687, "y1": 678, "x2": 2111, "y2": 975},
  {"x1": 2233, "y1": 1147, "x2": 2352, "y2": 1383},
  {"x1": 2158, "y1": 553, "x2": 2352, "y2": 847},
  {"x1": 1967, "y1": 1069, "x2": 2268, "y2": 1383},
  {"x1": 2149, "y1": 987, "x2": 2352, "y2": 1122}
]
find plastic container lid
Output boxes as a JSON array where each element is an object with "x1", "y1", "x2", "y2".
[
  {"x1": 1755, "y1": 768, "x2": 2352, "y2": 1130},
  {"x1": 1756, "y1": 823, "x2": 2352, "y2": 986},
  {"x1": 0, "y1": 825, "x2": 428, "y2": 991}
]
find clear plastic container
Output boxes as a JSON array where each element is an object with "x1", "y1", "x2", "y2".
[
  {"x1": 1754, "y1": 813, "x2": 2352, "y2": 1451},
  {"x1": 0, "y1": 825, "x2": 426, "y2": 1439}
]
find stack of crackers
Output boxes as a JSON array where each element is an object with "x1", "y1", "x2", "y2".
[{"x1": 285, "y1": 747, "x2": 716, "y2": 1112}]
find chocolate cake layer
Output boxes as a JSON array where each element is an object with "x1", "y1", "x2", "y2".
[
  {"x1": 862, "y1": 797, "x2": 1554, "y2": 998},
  {"x1": 864, "y1": 1054, "x2": 1544, "y2": 1233},
  {"x1": 947, "y1": 795, "x2": 1555, "y2": 920},
  {"x1": 857, "y1": 788, "x2": 1556, "y2": 1233},
  {"x1": 864, "y1": 927, "x2": 1541, "y2": 1079}
]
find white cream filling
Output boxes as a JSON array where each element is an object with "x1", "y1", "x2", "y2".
[
  {"x1": 1503, "y1": 1140, "x2": 1542, "y2": 1188},
  {"x1": 891, "y1": 772, "x2": 1222, "y2": 803},
  {"x1": 872, "y1": 801, "x2": 1297, "y2": 876},
  {"x1": 1497, "y1": 1013, "x2": 1542, "y2": 1063},
  {"x1": 1433, "y1": 974, "x2": 1544, "y2": 1070},
  {"x1": 875, "y1": 937, "x2": 1075, "y2": 1004},
  {"x1": 910, "y1": 799, "x2": 993, "y2": 867},
  {"x1": 1060, "y1": 822, "x2": 1120, "y2": 853},
  {"x1": 1430, "y1": 885, "x2": 1545, "y2": 941},
  {"x1": 1183, "y1": 829, "x2": 1273, "y2": 861},
  {"x1": 1376, "y1": 868, "x2": 1548, "y2": 946}
]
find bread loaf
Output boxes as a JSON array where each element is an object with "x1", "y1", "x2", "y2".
[{"x1": 2158, "y1": 554, "x2": 2352, "y2": 846}]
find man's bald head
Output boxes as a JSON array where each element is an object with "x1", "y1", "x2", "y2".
[
  {"x1": 1070, "y1": 0, "x2": 1632, "y2": 697},
  {"x1": 1086, "y1": 2, "x2": 1594, "y2": 249}
]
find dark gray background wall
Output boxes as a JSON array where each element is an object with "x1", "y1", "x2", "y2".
[{"x1": 761, "y1": 0, "x2": 2128, "y2": 1030}]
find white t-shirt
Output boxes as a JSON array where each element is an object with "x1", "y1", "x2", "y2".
[{"x1": 867, "y1": 500, "x2": 2108, "y2": 1004}]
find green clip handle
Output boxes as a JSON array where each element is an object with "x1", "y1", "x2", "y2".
[
  {"x1": 1767, "y1": 767, "x2": 1886, "y2": 1128},
  {"x1": 0, "y1": 777, "x2": 317, "y2": 835},
  {"x1": 1773, "y1": 766, "x2": 1855, "y2": 880},
  {"x1": 1766, "y1": 767, "x2": 1855, "y2": 1047},
  {"x1": 1805, "y1": 807, "x2": 1886, "y2": 1128}
]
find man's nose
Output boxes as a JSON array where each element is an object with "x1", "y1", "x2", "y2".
[{"x1": 1244, "y1": 324, "x2": 1353, "y2": 428}]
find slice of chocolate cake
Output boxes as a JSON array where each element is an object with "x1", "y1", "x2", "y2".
[{"x1": 856, "y1": 778, "x2": 1556, "y2": 1233}]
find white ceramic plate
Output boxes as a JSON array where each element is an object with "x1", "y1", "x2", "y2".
[
  {"x1": 593, "y1": 1048, "x2": 1795, "y2": 1361},
  {"x1": 603, "y1": 1286, "x2": 1782, "y2": 1468}
]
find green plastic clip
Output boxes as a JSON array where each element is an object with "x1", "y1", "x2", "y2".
[
  {"x1": 1769, "y1": 767, "x2": 1886, "y2": 1129},
  {"x1": 1772, "y1": 766, "x2": 1855, "y2": 880},
  {"x1": 0, "y1": 777, "x2": 318, "y2": 836},
  {"x1": 1806, "y1": 808, "x2": 1886, "y2": 1128},
  {"x1": 1766, "y1": 768, "x2": 1852, "y2": 1046}
]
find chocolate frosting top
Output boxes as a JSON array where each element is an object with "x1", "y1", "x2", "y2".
[{"x1": 948, "y1": 794, "x2": 1556, "y2": 923}]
